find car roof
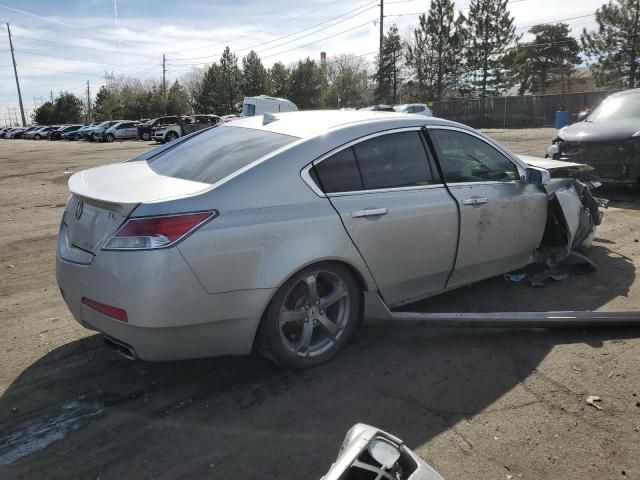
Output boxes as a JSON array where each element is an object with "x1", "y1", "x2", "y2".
[{"x1": 228, "y1": 110, "x2": 465, "y2": 138}]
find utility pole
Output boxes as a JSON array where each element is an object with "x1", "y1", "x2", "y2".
[
  {"x1": 86, "y1": 80, "x2": 91, "y2": 123},
  {"x1": 50, "y1": 90, "x2": 54, "y2": 103},
  {"x1": 379, "y1": 0, "x2": 384, "y2": 59},
  {"x1": 162, "y1": 54, "x2": 166, "y2": 99},
  {"x1": 6, "y1": 23, "x2": 26, "y2": 126}
]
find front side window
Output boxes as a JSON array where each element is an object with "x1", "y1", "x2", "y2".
[
  {"x1": 147, "y1": 125, "x2": 298, "y2": 185},
  {"x1": 429, "y1": 129, "x2": 519, "y2": 183},
  {"x1": 311, "y1": 131, "x2": 434, "y2": 193}
]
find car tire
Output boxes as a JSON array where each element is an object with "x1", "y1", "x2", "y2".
[
  {"x1": 166, "y1": 131, "x2": 179, "y2": 142},
  {"x1": 256, "y1": 262, "x2": 361, "y2": 369},
  {"x1": 142, "y1": 132, "x2": 151, "y2": 141},
  {"x1": 34, "y1": 134, "x2": 40, "y2": 140},
  {"x1": 105, "y1": 133, "x2": 114, "y2": 143}
]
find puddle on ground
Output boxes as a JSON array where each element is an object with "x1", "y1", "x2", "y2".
[{"x1": 0, "y1": 400, "x2": 103, "y2": 465}]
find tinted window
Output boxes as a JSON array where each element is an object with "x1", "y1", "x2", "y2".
[
  {"x1": 353, "y1": 131, "x2": 433, "y2": 189},
  {"x1": 313, "y1": 148, "x2": 363, "y2": 193},
  {"x1": 429, "y1": 129, "x2": 519, "y2": 183},
  {"x1": 244, "y1": 104, "x2": 256, "y2": 116},
  {"x1": 147, "y1": 126, "x2": 297, "y2": 184}
]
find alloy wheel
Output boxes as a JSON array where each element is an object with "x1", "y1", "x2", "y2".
[{"x1": 278, "y1": 270, "x2": 350, "y2": 358}]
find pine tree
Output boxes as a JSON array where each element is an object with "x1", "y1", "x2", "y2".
[
  {"x1": 219, "y1": 47, "x2": 242, "y2": 113},
  {"x1": 196, "y1": 47, "x2": 242, "y2": 114},
  {"x1": 289, "y1": 58, "x2": 323, "y2": 109},
  {"x1": 464, "y1": 0, "x2": 519, "y2": 95},
  {"x1": 242, "y1": 50, "x2": 268, "y2": 96},
  {"x1": 374, "y1": 25, "x2": 403, "y2": 104},
  {"x1": 505, "y1": 23, "x2": 582, "y2": 94},
  {"x1": 581, "y1": 0, "x2": 640, "y2": 88},
  {"x1": 405, "y1": 0, "x2": 465, "y2": 101},
  {"x1": 269, "y1": 62, "x2": 290, "y2": 98},
  {"x1": 165, "y1": 80, "x2": 190, "y2": 115}
]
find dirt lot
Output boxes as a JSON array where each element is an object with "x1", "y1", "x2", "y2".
[{"x1": 1, "y1": 130, "x2": 639, "y2": 479}]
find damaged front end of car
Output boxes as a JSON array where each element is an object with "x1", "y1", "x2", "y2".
[
  {"x1": 522, "y1": 156, "x2": 608, "y2": 286},
  {"x1": 521, "y1": 157, "x2": 607, "y2": 284}
]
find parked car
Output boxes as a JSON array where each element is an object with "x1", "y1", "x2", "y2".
[
  {"x1": 394, "y1": 103, "x2": 433, "y2": 116},
  {"x1": 26, "y1": 126, "x2": 55, "y2": 140},
  {"x1": 547, "y1": 88, "x2": 640, "y2": 186},
  {"x1": 51, "y1": 125, "x2": 83, "y2": 140},
  {"x1": 7, "y1": 127, "x2": 28, "y2": 138},
  {"x1": 57, "y1": 111, "x2": 601, "y2": 368},
  {"x1": 221, "y1": 114, "x2": 242, "y2": 123},
  {"x1": 1, "y1": 127, "x2": 22, "y2": 138},
  {"x1": 137, "y1": 116, "x2": 179, "y2": 141},
  {"x1": 11, "y1": 126, "x2": 37, "y2": 139},
  {"x1": 72, "y1": 122, "x2": 99, "y2": 141},
  {"x1": 103, "y1": 121, "x2": 140, "y2": 142},
  {"x1": 359, "y1": 105, "x2": 396, "y2": 112},
  {"x1": 0, "y1": 127, "x2": 10, "y2": 138},
  {"x1": 152, "y1": 114, "x2": 222, "y2": 143},
  {"x1": 92, "y1": 120, "x2": 122, "y2": 142},
  {"x1": 242, "y1": 95, "x2": 298, "y2": 117}
]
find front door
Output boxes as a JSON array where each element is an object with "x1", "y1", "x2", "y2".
[
  {"x1": 427, "y1": 127, "x2": 548, "y2": 288},
  {"x1": 311, "y1": 129, "x2": 459, "y2": 307}
]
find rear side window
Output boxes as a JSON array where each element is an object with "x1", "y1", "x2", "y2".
[
  {"x1": 313, "y1": 148, "x2": 363, "y2": 193},
  {"x1": 353, "y1": 131, "x2": 433, "y2": 189},
  {"x1": 147, "y1": 126, "x2": 298, "y2": 184}
]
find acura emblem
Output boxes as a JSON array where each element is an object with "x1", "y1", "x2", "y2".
[{"x1": 75, "y1": 200, "x2": 84, "y2": 220}]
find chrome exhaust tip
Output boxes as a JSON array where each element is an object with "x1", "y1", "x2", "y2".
[{"x1": 103, "y1": 335, "x2": 137, "y2": 360}]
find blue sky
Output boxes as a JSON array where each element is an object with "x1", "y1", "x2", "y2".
[{"x1": 0, "y1": 0, "x2": 603, "y2": 123}]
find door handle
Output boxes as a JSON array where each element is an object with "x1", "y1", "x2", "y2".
[
  {"x1": 350, "y1": 207, "x2": 388, "y2": 218},
  {"x1": 462, "y1": 197, "x2": 488, "y2": 206}
]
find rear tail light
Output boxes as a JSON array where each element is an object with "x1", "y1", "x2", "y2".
[
  {"x1": 82, "y1": 297, "x2": 128, "y2": 322},
  {"x1": 104, "y1": 211, "x2": 216, "y2": 250}
]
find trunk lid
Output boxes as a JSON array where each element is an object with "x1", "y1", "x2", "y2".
[{"x1": 65, "y1": 160, "x2": 210, "y2": 253}]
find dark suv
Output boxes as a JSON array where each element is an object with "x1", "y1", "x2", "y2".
[{"x1": 547, "y1": 89, "x2": 640, "y2": 186}]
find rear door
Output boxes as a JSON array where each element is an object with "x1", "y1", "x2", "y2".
[
  {"x1": 426, "y1": 126, "x2": 548, "y2": 288},
  {"x1": 310, "y1": 128, "x2": 459, "y2": 307}
]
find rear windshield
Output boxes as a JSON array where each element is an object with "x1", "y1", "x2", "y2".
[{"x1": 147, "y1": 125, "x2": 298, "y2": 184}]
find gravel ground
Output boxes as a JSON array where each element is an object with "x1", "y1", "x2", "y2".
[{"x1": 0, "y1": 130, "x2": 639, "y2": 480}]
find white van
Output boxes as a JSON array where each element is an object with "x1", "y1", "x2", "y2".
[{"x1": 242, "y1": 95, "x2": 298, "y2": 117}]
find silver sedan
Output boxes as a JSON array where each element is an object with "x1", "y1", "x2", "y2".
[{"x1": 56, "y1": 111, "x2": 599, "y2": 368}]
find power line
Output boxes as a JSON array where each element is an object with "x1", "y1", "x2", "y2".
[
  {"x1": 171, "y1": 0, "x2": 378, "y2": 62},
  {"x1": 253, "y1": 4, "x2": 378, "y2": 54},
  {"x1": 516, "y1": 13, "x2": 595, "y2": 31},
  {"x1": 167, "y1": 0, "x2": 346, "y2": 55},
  {"x1": 262, "y1": 19, "x2": 374, "y2": 59}
]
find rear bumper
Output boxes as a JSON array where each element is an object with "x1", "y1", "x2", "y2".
[{"x1": 56, "y1": 245, "x2": 274, "y2": 361}]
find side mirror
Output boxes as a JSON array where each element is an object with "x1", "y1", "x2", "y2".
[{"x1": 523, "y1": 166, "x2": 551, "y2": 185}]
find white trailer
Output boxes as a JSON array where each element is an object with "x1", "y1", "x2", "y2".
[{"x1": 242, "y1": 95, "x2": 298, "y2": 117}]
